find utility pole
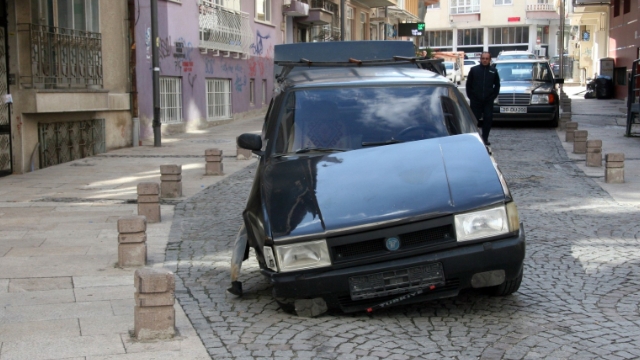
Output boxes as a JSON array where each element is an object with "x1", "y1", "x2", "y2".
[
  {"x1": 559, "y1": 0, "x2": 565, "y2": 80},
  {"x1": 340, "y1": 0, "x2": 345, "y2": 41},
  {"x1": 151, "y1": 0, "x2": 161, "y2": 147}
]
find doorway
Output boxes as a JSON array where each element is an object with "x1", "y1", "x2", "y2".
[{"x1": 0, "y1": 1, "x2": 12, "y2": 176}]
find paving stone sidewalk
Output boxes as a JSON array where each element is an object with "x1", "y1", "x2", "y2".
[{"x1": 165, "y1": 87, "x2": 640, "y2": 359}]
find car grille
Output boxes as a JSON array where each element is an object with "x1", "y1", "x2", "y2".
[
  {"x1": 331, "y1": 224, "x2": 454, "y2": 262},
  {"x1": 348, "y1": 263, "x2": 445, "y2": 301},
  {"x1": 498, "y1": 93, "x2": 530, "y2": 105}
]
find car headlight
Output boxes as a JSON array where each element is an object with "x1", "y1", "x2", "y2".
[
  {"x1": 531, "y1": 94, "x2": 550, "y2": 104},
  {"x1": 454, "y1": 204, "x2": 519, "y2": 242},
  {"x1": 274, "y1": 240, "x2": 331, "y2": 272}
]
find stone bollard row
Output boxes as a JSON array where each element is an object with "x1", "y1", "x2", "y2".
[
  {"x1": 205, "y1": 148, "x2": 223, "y2": 175},
  {"x1": 138, "y1": 182, "x2": 161, "y2": 223},
  {"x1": 605, "y1": 153, "x2": 624, "y2": 184},
  {"x1": 160, "y1": 164, "x2": 182, "y2": 198},
  {"x1": 573, "y1": 130, "x2": 588, "y2": 154},
  {"x1": 586, "y1": 140, "x2": 602, "y2": 167},
  {"x1": 565, "y1": 122, "x2": 578, "y2": 142},
  {"x1": 134, "y1": 268, "x2": 176, "y2": 340},
  {"x1": 117, "y1": 216, "x2": 147, "y2": 267},
  {"x1": 237, "y1": 137, "x2": 253, "y2": 160}
]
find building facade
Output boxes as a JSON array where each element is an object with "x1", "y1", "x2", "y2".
[
  {"x1": 4, "y1": 0, "x2": 131, "y2": 174},
  {"x1": 565, "y1": 0, "x2": 609, "y2": 84},
  {"x1": 283, "y1": 0, "x2": 419, "y2": 44},
  {"x1": 422, "y1": 0, "x2": 561, "y2": 59},
  {"x1": 608, "y1": 0, "x2": 639, "y2": 99},
  {"x1": 132, "y1": 0, "x2": 281, "y2": 139}
]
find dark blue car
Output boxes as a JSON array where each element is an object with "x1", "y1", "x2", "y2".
[{"x1": 235, "y1": 41, "x2": 525, "y2": 315}]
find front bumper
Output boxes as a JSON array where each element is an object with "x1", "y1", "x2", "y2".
[
  {"x1": 263, "y1": 226, "x2": 526, "y2": 313},
  {"x1": 492, "y1": 104, "x2": 557, "y2": 121}
]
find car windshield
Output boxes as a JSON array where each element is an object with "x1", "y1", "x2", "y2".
[
  {"x1": 444, "y1": 63, "x2": 454, "y2": 69},
  {"x1": 273, "y1": 86, "x2": 475, "y2": 155},
  {"x1": 495, "y1": 62, "x2": 553, "y2": 82}
]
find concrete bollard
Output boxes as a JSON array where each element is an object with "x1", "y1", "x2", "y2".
[
  {"x1": 236, "y1": 137, "x2": 253, "y2": 160},
  {"x1": 205, "y1": 148, "x2": 224, "y2": 175},
  {"x1": 160, "y1": 165, "x2": 182, "y2": 198},
  {"x1": 117, "y1": 216, "x2": 147, "y2": 267},
  {"x1": 605, "y1": 153, "x2": 624, "y2": 183},
  {"x1": 134, "y1": 268, "x2": 176, "y2": 340},
  {"x1": 573, "y1": 130, "x2": 588, "y2": 154},
  {"x1": 137, "y1": 182, "x2": 161, "y2": 223},
  {"x1": 565, "y1": 122, "x2": 578, "y2": 142},
  {"x1": 560, "y1": 112, "x2": 572, "y2": 130},
  {"x1": 586, "y1": 140, "x2": 602, "y2": 167}
]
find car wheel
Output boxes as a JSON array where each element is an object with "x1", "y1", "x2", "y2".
[
  {"x1": 456, "y1": 76, "x2": 461, "y2": 85},
  {"x1": 274, "y1": 297, "x2": 297, "y2": 314},
  {"x1": 486, "y1": 265, "x2": 523, "y2": 296}
]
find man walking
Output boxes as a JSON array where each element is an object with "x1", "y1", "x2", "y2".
[{"x1": 466, "y1": 52, "x2": 500, "y2": 145}]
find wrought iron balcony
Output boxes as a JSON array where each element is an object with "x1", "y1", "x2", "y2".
[
  {"x1": 199, "y1": 0, "x2": 252, "y2": 58},
  {"x1": 526, "y1": 0, "x2": 556, "y2": 11},
  {"x1": 18, "y1": 23, "x2": 103, "y2": 89}
]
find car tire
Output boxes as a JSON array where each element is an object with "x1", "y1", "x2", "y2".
[
  {"x1": 486, "y1": 265, "x2": 523, "y2": 296},
  {"x1": 456, "y1": 76, "x2": 461, "y2": 85},
  {"x1": 274, "y1": 297, "x2": 297, "y2": 314}
]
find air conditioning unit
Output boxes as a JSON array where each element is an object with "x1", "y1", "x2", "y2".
[{"x1": 284, "y1": 0, "x2": 291, "y2": 5}]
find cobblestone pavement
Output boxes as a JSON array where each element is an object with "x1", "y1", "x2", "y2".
[{"x1": 165, "y1": 127, "x2": 640, "y2": 360}]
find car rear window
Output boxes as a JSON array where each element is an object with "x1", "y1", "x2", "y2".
[{"x1": 273, "y1": 86, "x2": 475, "y2": 154}]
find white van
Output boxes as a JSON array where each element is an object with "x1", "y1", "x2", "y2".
[{"x1": 443, "y1": 61, "x2": 461, "y2": 85}]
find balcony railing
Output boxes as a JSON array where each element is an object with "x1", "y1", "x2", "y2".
[
  {"x1": 18, "y1": 23, "x2": 103, "y2": 89},
  {"x1": 199, "y1": 0, "x2": 252, "y2": 57},
  {"x1": 526, "y1": 1, "x2": 555, "y2": 11}
]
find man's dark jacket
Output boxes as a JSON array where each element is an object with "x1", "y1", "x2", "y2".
[{"x1": 466, "y1": 64, "x2": 500, "y2": 103}]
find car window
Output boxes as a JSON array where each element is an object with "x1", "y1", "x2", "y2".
[
  {"x1": 444, "y1": 63, "x2": 453, "y2": 70},
  {"x1": 495, "y1": 62, "x2": 553, "y2": 82},
  {"x1": 272, "y1": 86, "x2": 473, "y2": 155}
]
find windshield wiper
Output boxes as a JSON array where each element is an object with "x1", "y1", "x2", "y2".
[
  {"x1": 295, "y1": 147, "x2": 346, "y2": 154},
  {"x1": 362, "y1": 139, "x2": 404, "y2": 147}
]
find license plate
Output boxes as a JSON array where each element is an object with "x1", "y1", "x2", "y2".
[
  {"x1": 348, "y1": 263, "x2": 445, "y2": 301},
  {"x1": 500, "y1": 106, "x2": 527, "y2": 113}
]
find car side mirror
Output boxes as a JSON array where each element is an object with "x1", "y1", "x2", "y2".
[{"x1": 237, "y1": 133, "x2": 262, "y2": 152}]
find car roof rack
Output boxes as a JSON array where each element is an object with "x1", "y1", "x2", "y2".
[{"x1": 275, "y1": 57, "x2": 445, "y2": 82}]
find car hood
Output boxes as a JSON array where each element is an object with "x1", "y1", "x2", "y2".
[
  {"x1": 500, "y1": 81, "x2": 555, "y2": 93},
  {"x1": 262, "y1": 134, "x2": 506, "y2": 241}
]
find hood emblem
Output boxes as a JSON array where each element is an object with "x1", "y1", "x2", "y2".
[{"x1": 385, "y1": 237, "x2": 401, "y2": 251}]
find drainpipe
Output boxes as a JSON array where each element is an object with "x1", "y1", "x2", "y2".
[
  {"x1": 151, "y1": 0, "x2": 161, "y2": 147},
  {"x1": 127, "y1": 0, "x2": 139, "y2": 147}
]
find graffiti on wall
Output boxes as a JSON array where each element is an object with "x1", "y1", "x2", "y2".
[
  {"x1": 205, "y1": 58, "x2": 215, "y2": 74},
  {"x1": 248, "y1": 46, "x2": 273, "y2": 78},
  {"x1": 145, "y1": 27, "x2": 151, "y2": 61},
  {"x1": 249, "y1": 30, "x2": 271, "y2": 56},
  {"x1": 188, "y1": 73, "x2": 197, "y2": 93},
  {"x1": 234, "y1": 74, "x2": 247, "y2": 92}
]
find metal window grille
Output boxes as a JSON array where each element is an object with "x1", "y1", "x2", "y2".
[
  {"x1": 450, "y1": 0, "x2": 481, "y2": 14},
  {"x1": 38, "y1": 119, "x2": 105, "y2": 169},
  {"x1": 262, "y1": 80, "x2": 267, "y2": 104},
  {"x1": 495, "y1": 0, "x2": 513, "y2": 5},
  {"x1": 249, "y1": 79, "x2": 255, "y2": 105},
  {"x1": 207, "y1": 79, "x2": 232, "y2": 120},
  {"x1": 199, "y1": 0, "x2": 252, "y2": 56},
  {"x1": 160, "y1": 77, "x2": 183, "y2": 123}
]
